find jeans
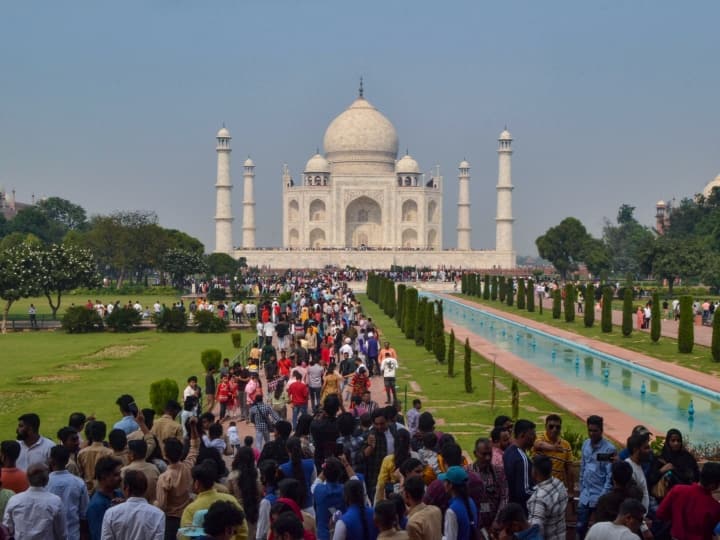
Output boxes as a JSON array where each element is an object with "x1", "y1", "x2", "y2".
[
  {"x1": 255, "y1": 428, "x2": 270, "y2": 450},
  {"x1": 309, "y1": 387, "x2": 322, "y2": 412},
  {"x1": 238, "y1": 391, "x2": 248, "y2": 419},
  {"x1": 292, "y1": 405, "x2": 307, "y2": 430},
  {"x1": 575, "y1": 503, "x2": 595, "y2": 540}
]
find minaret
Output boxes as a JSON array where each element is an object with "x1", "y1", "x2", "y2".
[
  {"x1": 457, "y1": 160, "x2": 471, "y2": 250},
  {"x1": 496, "y1": 128, "x2": 514, "y2": 253},
  {"x1": 214, "y1": 126, "x2": 233, "y2": 254},
  {"x1": 242, "y1": 157, "x2": 256, "y2": 248}
]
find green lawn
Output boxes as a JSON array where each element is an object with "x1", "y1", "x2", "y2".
[
  {"x1": 0, "y1": 329, "x2": 254, "y2": 439},
  {"x1": 456, "y1": 294, "x2": 720, "y2": 377},
  {"x1": 358, "y1": 295, "x2": 588, "y2": 453}
]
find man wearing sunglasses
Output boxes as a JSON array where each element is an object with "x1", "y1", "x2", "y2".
[{"x1": 533, "y1": 414, "x2": 573, "y2": 492}]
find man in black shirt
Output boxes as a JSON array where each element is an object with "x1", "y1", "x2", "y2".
[{"x1": 204, "y1": 366, "x2": 216, "y2": 413}]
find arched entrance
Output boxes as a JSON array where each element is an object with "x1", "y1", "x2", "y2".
[
  {"x1": 345, "y1": 196, "x2": 382, "y2": 248},
  {"x1": 309, "y1": 228, "x2": 326, "y2": 249}
]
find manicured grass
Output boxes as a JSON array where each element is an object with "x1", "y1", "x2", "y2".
[
  {"x1": 0, "y1": 328, "x2": 255, "y2": 438},
  {"x1": 8, "y1": 293, "x2": 184, "y2": 320},
  {"x1": 455, "y1": 294, "x2": 720, "y2": 376},
  {"x1": 359, "y1": 295, "x2": 587, "y2": 453}
]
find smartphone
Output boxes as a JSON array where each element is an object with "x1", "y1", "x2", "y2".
[
  {"x1": 596, "y1": 452, "x2": 615, "y2": 462},
  {"x1": 128, "y1": 401, "x2": 139, "y2": 416}
]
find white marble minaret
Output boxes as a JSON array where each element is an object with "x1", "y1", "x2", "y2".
[
  {"x1": 214, "y1": 126, "x2": 233, "y2": 254},
  {"x1": 457, "y1": 160, "x2": 471, "y2": 250},
  {"x1": 495, "y1": 128, "x2": 514, "y2": 253},
  {"x1": 242, "y1": 157, "x2": 256, "y2": 248}
]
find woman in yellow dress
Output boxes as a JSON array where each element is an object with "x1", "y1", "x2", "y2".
[{"x1": 320, "y1": 362, "x2": 343, "y2": 403}]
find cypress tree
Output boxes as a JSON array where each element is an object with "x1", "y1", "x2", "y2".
[
  {"x1": 622, "y1": 287, "x2": 633, "y2": 337},
  {"x1": 461, "y1": 274, "x2": 467, "y2": 294},
  {"x1": 464, "y1": 337, "x2": 472, "y2": 392},
  {"x1": 506, "y1": 280, "x2": 514, "y2": 306},
  {"x1": 469, "y1": 274, "x2": 476, "y2": 296},
  {"x1": 378, "y1": 278, "x2": 386, "y2": 310},
  {"x1": 517, "y1": 279, "x2": 526, "y2": 310},
  {"x1": 527, "y1": 279, "x2": 535, "y2": 312},
  {"x1": 552, "y1": 289, "x2": 562, "y2": 319},
  {"x1": 403, "y1": 287, "x2": 418, "y2": 339},
  {"x1": 564, "y1": 284, "x2": 575, "y2": 322},
  {"x1": 678, "y1": 295, "x2": 694, "y2": 353},
  {"x1": 433, "y1": 301, "x2": 446, "y2": 363},
  {"x1": 475, "y1": 274, "x2": 482, "y2": 297},
  {"x1": 650, "y1": 292, "x2": 661, "y2": 343},
  {"x1": 601, "y1": 286, "x2": 613, "y2": 332},
  {"x1": 511, "y1": 378, "x2": 520, "y2": 420},
  {"x1": 712, "y1": 305, "x2": 720, "y2": 362},
  {"x1": 386, "y1": 280, "x2": 396, "y2": 318},
  {"x1": 424, "y1": 300, "x2": 434, "y2": 352},
  {"x1": 396, "y1": 283, "x2": 406, "y2": 328},
  {"x1": 447, "y1": 329, "x2": 455, "y2": 376},
  {"x1": 483, "y1": 274, "x2": 490, "y2": 300},
  {"x1": 415, "y1": 297, "x2": 427, "y2": 346},
  {"x1": 498, "y1": 276, "x2": 506, "y2": 302},
  {"x1": 491, "y1": 275, "x2": 498, "y2": 301},
  {"x1": 584, "y1": 284, "x2": 595, "y2": 328}
]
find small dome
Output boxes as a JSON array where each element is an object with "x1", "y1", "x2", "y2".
[
  {"x1": 304, "y1": 153, "x2": 330, "y2": 173},
  {"x1": 244, "y1": 157, "x2": 255, "y2": 167},
  {"x1": 459, "y1": 160, "x2": 470, "y2": 169},
  {"x1": 499, "y1": 129, "x2": 512, "y2": 141},
  {"x1": 216, "y1": 127, "x2": 231, "y2": 138},
  {"x1": 656, "y1": 200, "x2": 666, "y2": 207},
  {"x1": 703, "y1": 174, "x2": 720, "y2": 198},
  {"x1": 396, "y1": 153, "x2": 420, "y2": 174}
]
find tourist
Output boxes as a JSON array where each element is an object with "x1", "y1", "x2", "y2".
[
  {"x1": 533, "y1": 414, "x2": 573, "y2": 490},
  {"x1": 320, "y1": 363, "x2": 343, "y2": 404},
  {"x1": 374, "y1": 499, "x2": 407, "y2": 539},
  {"x1": 0, "y1": 441, "x2": 29, "y2": 493},
  {"x1": 594, "y1": 461, "x2": 644, "y2": 523},
  {"x1": 256, "y1": 460, "x2": 280, "y2": 540},
  {"x1": 121, "y1": 439, "x2": 159, "y2": 502},
  {"x1": 307, "y1": 358, "x2": 325, "y2": 414},
  {"x1": 526, "y1": 455, "x2": 567, "y2": 540},
  {"x1": 309, "y1": 395, "x2": 341, "y2": 469},
  {"x1": 440, "y1": 466, "x2": 479, "y2": 540},
  {"x1": 155, "y1": 417, "x2": 200, "y2": 540},
  {"x1": 15, "y1": 413, "x2": 55, "y2": 471},
  {"x1": 402, "y1": 475, "x2": 441, "y2": 540},
  {"x1": 656, "y1": 428, "x2": 699, "y2": 487},
  {"x1": 205, "y1": 365, "x2": 217, "y2": 414},
  {"x1": 311, "y1": 457, "x2": 352, "y2": 540},
  {"x1": 287, "y1": 371, "x2": 310, "y2": 431},
  {"x1": 656, "y1": 461, "x2": 720, "y2": 540},
  {"x1": 406, "y1": 399, "x2": 421, "y2": 436},
  {"x1": 374, "y1": 429, "x2": 418, "y2": 503},
  {"x1": 279, "y1": 437, "x2": 317, "y2": 515},
  {"x1": 216, "y1": 374, "x2": 233, "y2": 420},
  {"x1": 624, "y1": 432, "x2": 651, "y2": 512},
  {"x1": 423, "y1": 442, "x2": 482, "y2": 517},
  {"x1": 249, "y1": 395, "x2": 281, "y2": 451},
  {"x1": 349, "y1": 368, "x2": 371, "y2": 408},
  {"x1": 469, "y1": 437, "x2": 508, "y2": 533},
  {"x1": 585, "y1": 498, "x2": 646, "y2": 540},
  {"x1": 379, "y1": 352, "x2": 398, "y2": 405},
  {"x1": 365, "y1": 332, "x2": 380, "y2": 377},
  {"x1": 271, "y1": 511, "x2": 306, "y2": 540},
  {"x1": 293, "y1": 415, "x2": 316, "y2": 459},
  {"x1": 183, "y1": 376, "x2": 201, "y2": 409},
  {"x1": 576, "y1": 415, "x2": 615, "y2": 539},
  {"x1": 113, "y1": 395, "x2": 140, "y2": 434},
  {"x1": 183, "y1": 500, "x2": 247, "y2": 540},
  {"x1": 496, "y1": 502, "x2": 542, "y2": 540},
  {"x1": 259, "y1": 421, "x2": 292, "y2": 465},
  {"x1": 503, "y1": 419, "x2": 536, "y2": 512},
  {"x1": 2, "y1": 463, "x2": 65, "y2": 539},
  {"x1": 47, "y1": 445, "x2": 89, "y2": 540},
  {"x1": 101, "y1": 470, "x2": 165, "y2": 539},
  {"x1": 78, "y1": 421, "x2": 114, "y2": 490},
  {"x1": 57, "y1": 426, "x2": 82, "y2": 476},
  {"x1": 271, "y1": 380, "x2": 290, "y2": 421},
  {"x1": 227, "y1": 447, "x2": 261, "y2": 540},
  {"x1": 151, "y1": 400, "x2": 184, "y2": 457},
  {"x1": 86, "y1": 457, "x2": 123, "y2": 540},
  {"x1": 490, "y1": 426, "x2": 511, "y2": 469},
  {"x1": 333, "y1": 479, "x2": 378, "y2": 540},
  {"x1": 362, "y1": 409, "x2": 395, "y2": 500}
]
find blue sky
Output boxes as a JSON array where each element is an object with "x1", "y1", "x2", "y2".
[{"x1": 1, "y1": 1, "x2": 718, "y2": 256}]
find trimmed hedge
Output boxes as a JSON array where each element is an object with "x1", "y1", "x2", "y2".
[
  {"x1": 200, "y1": 349, "x2": 222, "y2": 372},
  {"x1": 106, "y1": 306, "x2": 142, "y2": 332},
  {"x1": 517, "y1": 279, "x2": 526, "y2": 310},
  {"x1": 149, "y1": 378, "x2": 179, "y2": 415},
  {"x1": 61, "y1": 306, "x2": 104, "y2": 333},
  {"x1": 712, "y1": 306, "x2": 720, "y2": 362},
  {"x1": 194, "y1": 310, "x2": 228, "y2": 333},
  {"x1": 464, "y1": 337, "x2": 472, "y2": 392},
  {"x1": 678, "y1": 295, "x2": 694, "y2": 354},
  {"x1": 564, "y1": 284, "x2": 575, "y2": 323},
  {"x1": 152, "y1": 308, "x2": 188, "y2": 333},
  {"x1": 526, "y1": 279, "x2": 535, "y2": 313}
]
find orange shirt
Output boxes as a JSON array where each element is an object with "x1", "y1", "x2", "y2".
[{"x1": 0, "y1": 467, "x2": 28, "y2": 493}]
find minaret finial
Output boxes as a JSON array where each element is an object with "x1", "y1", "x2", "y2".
[
  {"x1": 359, "y1": 76, "x2": 364, "y2": 98},
  {"x1": 406, "y1": 148, "x2": 409, "y2": 156},
  {"x1": 316, "y1": 147, "x2": 320, "y2": 155},
  {"x1": 222, "y1": 121, "x2": 226, "y2": 128}
]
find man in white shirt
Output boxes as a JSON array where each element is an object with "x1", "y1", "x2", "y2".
[
  {"x1": 3, "y1": 463, "x2": 66, "y2": 539},
  {"x1": 101, "y1": 469, "x2": 164, "y2": 539},
  {"x1": 624, "y1": 432, "x2": 650, "y2": 512},
  {"x1": 586, "y1": 498, "x2": 646, "y2": 540},
  {"x1": 16, "y1": 413, "x2": 56, "y2": 471},
  {"x1": 153, "y1": 301, "x2": 162, "y2": 314},
  {"x1": 339, "y1": 337, "x2": 354, "y2": 358},
  {"x1": 379, "y1": 351, "x2": 399, "y2": 404},
  {"x1": 48, "y1": 445, "x2": 89, "y2": 540}
]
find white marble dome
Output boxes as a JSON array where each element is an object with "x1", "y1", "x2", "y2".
[
  {"x1": 703, "y1": 174, "x2": 720, "y2": 198},
  {"x1": 244, "y1": 157, "x2": 255, "y2": 167},
  {"x1": 396, "y1": 153, "x2": 420, "y2": 174},
  {"x1": 305, "y1": 153, "x2": 330, "y2": 173},
  {"x1": 499, "y1": 129, "x2": 512, "y2": 140},
  {"x1": 459, "y1": 160, "x2": 470, "y2": 169},
  {"x1": 217, "y1": 127, "x2": 231, "y2": 138},
  {"x1": 323, "y1": 97, "x2": 399, "y2": 173}
]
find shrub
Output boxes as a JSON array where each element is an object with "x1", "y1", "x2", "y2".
[
  {"x1": 517, "y1": 279, "x2": 526, "y2": 310},
  {"x1": 601, "y1": 286, "x2": 613, "y2": 332},
  {"x1": 712, "y1": 310, "x2": 720, "y2": 362},
  {"x1": 651, "y1": 292, "x2": 661, "y2": 343},
  {"x1": 483, "y1": 275, "x2": 490, "y2": 300},
  {"x1": 201, "y1": 349, "x2": 222, "y2": 372},
  {"x1": 194, "y1": 310, "x2": 228, "y2": 333},
  {"x1": 278, "y1": 291, "x2": 292, "y2": 305},
  {"x1": 678, "y1": 295, "x2": 694, "y2": 354},
  {"x1": 447, "y1": 328, "x2": 455, "y2": 376},
  {"x1": 61, "y1": 306, "x2": 104, "y2": 333},
  {"x1": 564, "y1": 284, "x2": 575, "y2": 323},
  {"x1": 231, "y1": 332, "x2": 243, "y2": 349},
  {"x1": 152, "y1": 308, "x2": 188, "y2": 333},
  {"x1": 584, "y1": 284, "x2": 595, "y2": 328},
  {"x1": 433, "y1": 301, "x2": 446, "y2": 363},
  {"x1": 526, "y1": 279, "x2": 535, "y2": 313},
  {"x1": 464, "y1": 338, "x2": 472, "y2": 392},
  {"x1": 403, "y1": 288, "x2": 418, "y2": 339},
  {"x1": 206, "y1": 287, "x2": 227, "y2": 301},
  {"x1": 552, "y1": 289, "x2": 562, "y2": 319},
  {"x1": 106, "y1": 306, "x2": 142, "y2": 332},
  {"x1": 149, "y1": 378, "x2": 179, "y2": 415},
  {"x1": 622, "y1": 288, "x2": 633, "y2": 337}
]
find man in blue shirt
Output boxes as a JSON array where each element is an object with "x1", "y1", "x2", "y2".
[
  {"x1": 48, "y1": 445, "x2": 89, "y2": 540},
  {"x1": 86, "y1": 456, "x2": 123, "y2": 540},
  {"x1": 112, "y1": 394, "x2": 139, "y2": 434},
  {"x1": 577, "y1": 415, "x2": 615, "y2": 539}
]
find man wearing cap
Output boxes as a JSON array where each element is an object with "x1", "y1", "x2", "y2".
[{"x1": 439, "y1": 466, "x2": 479, "y2": 540}]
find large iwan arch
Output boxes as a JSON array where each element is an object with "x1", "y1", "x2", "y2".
[{"x1": 345, "y1": 196, "x2": 382, "y2": 247}]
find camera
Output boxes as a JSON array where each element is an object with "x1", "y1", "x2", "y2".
[{"x1": 596, "y1": 452, "x2": 615, "y2": 462}]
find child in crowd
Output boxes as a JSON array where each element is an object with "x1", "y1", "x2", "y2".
[
  {"x1": 244, "y1": 435, "x2": 260, "y2": 462},
  {"x1": 202, "y1": 423, "x2": 227, "y2": 456},
  {"x1": 418, "y1": 432, "x2": 441, "y2": 476},
  {"x1": 227, "y1": 421, "x2": 241, "y2": 457}
]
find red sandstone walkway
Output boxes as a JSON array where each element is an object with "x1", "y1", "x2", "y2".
[{"x1": 438, "y1": 294, "x2": 720, "y2": 443}]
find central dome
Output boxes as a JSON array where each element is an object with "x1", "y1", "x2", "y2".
[{"x1": 323, "y1": 96, "x2": 399, "y2": 175}]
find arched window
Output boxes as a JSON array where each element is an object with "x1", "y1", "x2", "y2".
[
  {"x1": 404, "y1": 176, "x2": 412, "y2": 186},
  {"x1": 314, "y1": 176, "x2": 321, "y2": 186}
]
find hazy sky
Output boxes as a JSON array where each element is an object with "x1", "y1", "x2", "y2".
[{"x1": 1, "y1": 1, "x2": 718, "y2": 256}]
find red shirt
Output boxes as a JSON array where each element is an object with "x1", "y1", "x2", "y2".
[
  {"x1": 278, "y1": 358, "x2": 293, "y2": 378},
  {"x1": 287, "y1": 380, "x2": 309, "y2": 406},
  {"x1": 656, "y1": 483, "x2": 720, "y2": 540}
]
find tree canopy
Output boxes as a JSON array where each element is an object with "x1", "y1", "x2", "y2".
[{"x1": 535, "y1": 217, "x2": 604, "y2": 279}]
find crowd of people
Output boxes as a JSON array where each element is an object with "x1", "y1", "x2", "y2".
[{"x1": 2, "y1": 274, "x2": 720, "y2": 540}]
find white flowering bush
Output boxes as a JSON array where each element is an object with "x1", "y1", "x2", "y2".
[{"x1": 0, "y1": 243, "x2": 43, "y2": 333}]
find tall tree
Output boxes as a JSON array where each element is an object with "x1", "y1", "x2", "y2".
[
  {"x1": 447, "y1": 328, "x2": 455, "y2": 376},
  {"x1": 622, "y1": 287, "x2": 633, "y2": 337},
  {"x1": 536, "y1": 217, "x2": 598, "y2": 279},
  {"x1": 37, "y1": 244, "x2": 101, "y2": 318},
  {"x1": 602, "y1": 204, "x2": 656, "y2": 277},
  {"x1": 161, "y1": 248, "x2": 207, "y2": 289},
  {"x1": 650, "y1": 292, "x2": 661, "y2": 343},
  {"x1": 601, "y1": 286, "x2": 613, "y2": 332},
  {"x1": 206, "y1": 253, "x2": 238, "y2": 277},
  {"x1": 649, "y1": 236, "x2": 703, "y2": 294},
  {"x1": 678, "y1": 296, "x2": 694, "y2": 354},
  {"x1": 584, "y1": 284, "x2": 595, "y2": 328},
  {"x1": 0, "y1": 243, "x2": 42, "y2": 333},
  {"x1": 433, "y1": 300, "x2": 446, "y2": 363},
  {"x1": 36, "y1": 197, "x2": 88, "y2": 232}
]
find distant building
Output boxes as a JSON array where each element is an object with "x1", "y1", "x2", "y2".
[
  {"x1": 0, "y1": 187, "x2": 33, "y2": 220},
  {"x1": 655, "y1": 172, "x2": 720, "y2": 235}
]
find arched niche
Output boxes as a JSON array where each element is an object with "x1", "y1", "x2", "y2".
[
  {"x1": 309, "y1": 199, "x2": 326, "y2": 221},
  {"x1": 345, "y1": 196, "x2": 382, "y2": 248},
  {"x1": 401, "y1": 199, "x2": 418, "y2": 222}
]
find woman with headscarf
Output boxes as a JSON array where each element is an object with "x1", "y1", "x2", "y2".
[{"x1": 657, "y1": 428, "x2": 699, "y2": 487}]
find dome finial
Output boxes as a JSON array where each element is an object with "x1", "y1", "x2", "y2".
[
  {"x1": 316, "y1": 146, "x2": 320, "y2": 155},
  {"x1": 359, "y1": 76, "x2": 364, "y2": 98}
]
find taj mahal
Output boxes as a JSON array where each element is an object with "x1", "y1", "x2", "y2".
[{"x1": 213, "y1": 84, "x2": 517, "y2": 269}]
